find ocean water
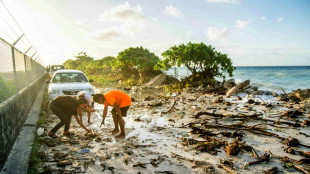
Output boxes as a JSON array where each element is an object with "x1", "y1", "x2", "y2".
[{"x1": 166, "y1": 66, "x2": 310, "y2": 93}]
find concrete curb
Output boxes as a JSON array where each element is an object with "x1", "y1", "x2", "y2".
[{"x1": 0, "y1": 83, "x2": 47, "y2": 174}]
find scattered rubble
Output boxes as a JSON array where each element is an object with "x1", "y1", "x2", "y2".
[{"x1": 33, "y1": 84, "x2": 310, "y2": 173}]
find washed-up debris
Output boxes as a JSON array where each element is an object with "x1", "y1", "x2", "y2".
[
  {"x1": 248, "y1": 153, "x2": 271, "y2": 166},
  {"x1": 282, "y1": 137, "x2": 300, "y2": 147},
  {"x1": 45, "y1": 140, "x2": 58, "y2": 147},
  {"x1": 78, "y1": 148, "x2": 90, "y2": 153},
  {"x1": 171, "y1": 152, "x2": 215, "y2": 173},
  {"x1": 57, "y1": 160, "x2": 72, "y2": 167},
  {"x1": 191, "y1": 127, "x2": 217, "y2": 136},
  {"x1": 145, "y1": 96, "x2": 155, "y2": 101},
  {"x1": 224, "y1": 139, "x2": 243, "y2": 156},
  {"x1": 35, "y1": 85, "x2": 310, "y2": 174},
  {"x1": 262, "y1": 166, "x2": 278, "y2": 174},
  {"x1": 154, "y1": 171, "x2": 173, "y2": 174},
  {"x1": 148, "y1": 102, "x2": 163, "y2": 107},
  {"x1": 133, "y1": 162, "x2": 147, "y2": 168},
  {"x1": 284, "y1": 110, "x2": 303, "y2": 118},
  {"x1": 37, "y1": 127, "x2": 44, "y2": 136},
  {"x1": 217, "y1": 163, "x2": 237, "y2": 174},
  {"x1": 220, "y1": 159, "x2": 235, "y2": 169},
  {"x1": 53, "y1": 153, "x2": 68, "y2": 159},
  {"x1": 150, "y1": 156, "x2": 165, "y2": 167},
  {"x1": 302, "y1": 120, "x2": 310, "y2": 126},
  {"x1": 193, "y1": 136, "x2": 224, "y2": 154},
  {"x1": 219, "y1": 131, "x2": 244, "y2": 138},
  {"x1": 161, "y1": 101, "x2": 177, "y2": 114}
]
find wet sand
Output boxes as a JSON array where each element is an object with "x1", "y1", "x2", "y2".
[{"x1": 37, "y1": 87, "x2": 310, "y2": 173}]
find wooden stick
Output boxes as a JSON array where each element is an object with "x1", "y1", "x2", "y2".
[
  {"x1": 281, "y1": 88, "x2": 289, "y2": 98},
  {"x1": 293, "y1": 164, "x2": 310, "y2": 174},
  {"x1": 162, "y1": 101, "x2": 177, "y2": 114},
  {"x1": 217, "y1": 164, "x2": 237, "y2": 174}
]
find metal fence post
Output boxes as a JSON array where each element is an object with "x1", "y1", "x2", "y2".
[
  {"x1": 10, "y1": 46, "x2": 18, "y2": 92},
  {"x1": 11, "y1": 34, "x2": 24, "y2": 92},
  {"x1": 24, "y1": 46, "x2": 32, "y2": 85}
]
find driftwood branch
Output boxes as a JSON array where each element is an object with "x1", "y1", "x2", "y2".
[
  {"x1": 217, "y1": 164, "x2": 237, "y2": 174},
  {"x1": 162, "y1": 101, "x2": 177, "y2": 114},
  {"x1": 194, "y1": 111, "x2": 261, "y2": 119}
]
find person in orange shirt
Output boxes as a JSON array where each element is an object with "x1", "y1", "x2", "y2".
[{"x1": 93, "y1": 90, "x2": 131, "y2": 138}]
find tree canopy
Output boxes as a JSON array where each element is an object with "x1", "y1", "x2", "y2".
[
  {"x1": 116, "y1": 46, "x2": 161, "y2": 82},
  {"x1": 155, "y1": 42, "x2": 235, "y2": 86}
]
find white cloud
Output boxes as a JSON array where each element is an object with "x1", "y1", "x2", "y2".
[
  {"x1": 277, "y1": 17, "x2": 284, "y2": 23},
  {"x1": 207, "y1": 27, "x2": 227, "y2": 41},
  {"x1": 91, "y1": 29, "x2": 121, "y2": 41},
  {"x1": 163, "y1": 4, "x2": 182, "y2": 17},
  {"x1": 90, "y1": 21, "x2": 145, "y2": 41},
  {"x1": 99, "y1": 2, "x2": 143, "y2": 21},
  {"x1": 260, "y1": 16, "x2": 266, "y2": 21},
  {"x1": 206, "y1": 0, "x2": 241, "y2": 4},
  {"x1": 236, "y1": 20, "x2": 250, "y2": 28}
]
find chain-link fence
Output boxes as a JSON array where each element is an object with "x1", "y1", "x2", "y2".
[
  {"x1": 0, "y1": 36, "x2": 47, "y2": 170},
  {"x1": 0, "y1": 37, "x2": 45, "y2": 103},
  {"x1": 0, "y1": 0, "x2": 48, "y2": 171}
]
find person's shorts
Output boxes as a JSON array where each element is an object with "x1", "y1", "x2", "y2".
[{"x1": 111, "y1": 106, "x2": 130, "y2": 117}]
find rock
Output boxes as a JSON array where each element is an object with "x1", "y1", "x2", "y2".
[
  {"x1": 252, "y1": 91, "x2": 263, "y2": 95},
  {"x1": 272, "y1": 92, "x2": 278, "y2": 97},
  {"x1": 144, "y1": 73, "x2": 178, "y2": 87},
  {"x1": 262, "y1": 91, "x2": 273, "y2": 96},
  {"x1": 276, "y1": 94, "x2": 288, "y2": 101},
  {"x1": 263, "y1": 166, "x2": 278, "y2": 174},
  {"x1": 223, "y1": 79, "x2": 236, "y2": 90},
  {"x1": 282, "y1": 137, "x2": 300, "y2": 147},
  {"x1": 247, "y1": 99, "x2": 255, "y2": 104},
  {"x1": 290, "y1": 89, "x2": 310, "y2": 101},
  {"x1": 226, "y1": 80, "x2": 250, "y2": 97},
  {"x1": 301, "y1": 98, "x2": 310, "y2": 113}
]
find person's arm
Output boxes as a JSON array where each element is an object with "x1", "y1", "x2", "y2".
[
  {"x1": 78, "y1": 107, "x2": 83, "y2": 122},
  {"x1": 100, "y1": 106, "x2": 108, "y2": 126},
  {"x1": 74, "y1": 115, "x2": 91, "y2": 133},
  {"x1": 113, "y1": 103, "x2": 122, "y2": 118}
]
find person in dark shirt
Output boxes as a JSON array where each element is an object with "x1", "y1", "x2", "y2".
[{"x1": 48, "y1": 95, "x2": 92, "y2": 138}]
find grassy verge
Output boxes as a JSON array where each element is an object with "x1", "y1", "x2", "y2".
[{"x1": 28, "y1": 87, "x2": 49, "y2": 174}]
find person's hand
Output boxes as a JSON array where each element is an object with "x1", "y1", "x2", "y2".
[{"x1": 86, "y1": 129, "x2": 92, "y2": 134}]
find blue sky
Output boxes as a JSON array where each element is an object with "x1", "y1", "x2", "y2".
[{"x1": 1, "y1": 0, "x2": 309, "y2": 66}]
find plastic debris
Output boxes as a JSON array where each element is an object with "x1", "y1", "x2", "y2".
[
  {"x1": 37, "y1": 127, "x2": 44, "y2": 136},
  {"x1": 78, "y1": 148, "x2": 90, "y2": 153}
]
